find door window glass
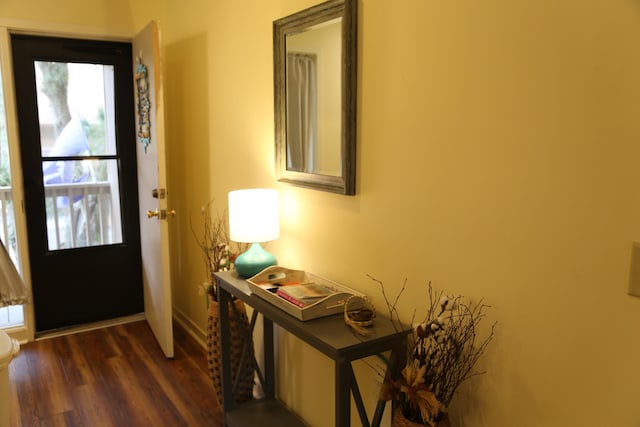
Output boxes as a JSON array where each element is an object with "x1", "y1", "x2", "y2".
[{"x1": 35, "y1": 61, "x2": 123, "y2": 250}]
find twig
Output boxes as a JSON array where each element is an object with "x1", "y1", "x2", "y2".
[
  {"x1": 190, "y1": 200, "x2": 235, "y2": 301},
  {"x1": 367, "y1": 274, "x2": 407, "y2": 332},
  {"x1": 369, "y1": 274, "x2": 496, "y2": 422}
]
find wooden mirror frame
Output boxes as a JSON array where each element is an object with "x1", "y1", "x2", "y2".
[{"x1": 274, "y1": 0, "x2": 357, "y2": 195}]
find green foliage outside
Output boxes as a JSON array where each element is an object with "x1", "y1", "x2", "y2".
[{"x1": 83, "y1": 108, "x2": 108, "y2": 181}]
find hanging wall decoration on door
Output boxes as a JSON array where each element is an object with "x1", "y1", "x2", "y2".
[{"x1": 135, "y1": 56, "x2": 151, "y2": 153}]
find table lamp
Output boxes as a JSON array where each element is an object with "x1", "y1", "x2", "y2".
[{"x1": 228, "y1": 188, "x2": 280, "y2": 278}]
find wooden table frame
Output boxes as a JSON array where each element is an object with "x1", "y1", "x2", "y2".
[{"x1": 215, "y1": 270, "x2": 411, "y2": 427}]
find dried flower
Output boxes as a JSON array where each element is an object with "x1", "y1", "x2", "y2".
[
  {"x1": 369, "y1": 275, "x2": 496, "y2": 426},
  {"x1": 191, "y1": 200, "x2": 247, "y2": 302},
  {"x1": 438, "y1": 295, "x2": 457, "y2": 312}
]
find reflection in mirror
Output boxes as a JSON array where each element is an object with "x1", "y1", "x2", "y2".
[
  {"x1": 286, "y1": 18, "x2": 341, "y2": 176},
  {"x1": 274, "y1": 0, "x2": 357, "y2": 195}
]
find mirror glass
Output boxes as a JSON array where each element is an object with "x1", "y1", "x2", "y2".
[
  {"x1": 286, "y1": 17, "x2": 341, "y2": 177},
  {"x1": 274, "y1": 0, "x2": 356, "y2": 195}
]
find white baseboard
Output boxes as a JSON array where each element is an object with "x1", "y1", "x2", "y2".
[{"x1": 172, "y1": 306, "x2": 207, "y2": 350}]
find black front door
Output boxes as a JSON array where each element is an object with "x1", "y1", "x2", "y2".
[{"x1": 12, "y1": 35, "x2": 143, "y2": 332}]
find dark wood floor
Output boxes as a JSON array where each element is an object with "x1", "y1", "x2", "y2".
[{"x1": 8, "y1": 320, "x2": 224, "y2": 427}]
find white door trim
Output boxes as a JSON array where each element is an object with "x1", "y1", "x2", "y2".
[{"x1": 0, "y1": 20, "x2": 137, "y2": 343}]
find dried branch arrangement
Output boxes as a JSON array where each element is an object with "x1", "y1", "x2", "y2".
[
  {"x1": 370, "y1": 275, "x2": 496, "y2": 426},
  {"x1": 191, "y1": 201, "x2": 247, "y2": 301}
]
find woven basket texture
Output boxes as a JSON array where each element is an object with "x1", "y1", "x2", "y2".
[
  {"x1": 207, "y1": 298, "x2": 255, "y2": 406},
  {"x1": 392, "y1": 407, "x2": 451, "y2": 427}
]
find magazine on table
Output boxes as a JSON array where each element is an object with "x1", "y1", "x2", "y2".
[
  {"x1": 247, "y1": 266, "x2": 364, "y2": 321},
  {"x1": 275, "y1": 282, "x2": 334, "y2": 307}
]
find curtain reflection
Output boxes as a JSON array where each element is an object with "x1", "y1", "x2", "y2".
[{"x1": 286, "y1": 52, "x2": 317, "y2": 173}]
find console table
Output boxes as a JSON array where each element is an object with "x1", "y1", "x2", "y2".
[{"x1": 215, "y1": 270, "x2": 411, "y2": 427}]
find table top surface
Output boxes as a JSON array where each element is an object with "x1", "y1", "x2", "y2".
[{"x1": 215, "y1": 270, "x2": 412, "y2": 361}]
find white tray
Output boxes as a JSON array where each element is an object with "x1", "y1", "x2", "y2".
[{"x1": 247, "y1": 266, "x2": 362, "y2": 321}]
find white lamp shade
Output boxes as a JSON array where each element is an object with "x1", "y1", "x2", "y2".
[{"x1": 228, "y1": 189, "x2": 280, "y2": 243}]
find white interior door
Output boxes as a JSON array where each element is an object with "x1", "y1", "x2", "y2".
[{"x1": 133, "y1": 21, "x2": 174, "y2": 358}]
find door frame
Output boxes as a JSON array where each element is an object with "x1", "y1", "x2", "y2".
[{"x1": 0, "y1": 20, "x2": 140, "y2": 342}]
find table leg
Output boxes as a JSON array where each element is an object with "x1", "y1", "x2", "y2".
[
  {"x1": 217, "y1": 286, "x2": 233, "y2": 414},
  {"x1": 372, "y1": 338, "x2": 407, "y2": 426},
  {"x1": 263, "y1": 317, "x2": 275, "y2": 399},
  {"x1": 336, "y1": 361, "x2": 351, "y2": 426}
]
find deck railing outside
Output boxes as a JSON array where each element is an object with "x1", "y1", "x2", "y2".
[
  {"x1": 0, "y1": 186, "x2": 20, "y2": 327},
  {"x1": 44, "y1": 181, "x2": 116, "y2": 250},
  {"x1": 0, "y1": 181, "x2": 114, "y2": 327}
]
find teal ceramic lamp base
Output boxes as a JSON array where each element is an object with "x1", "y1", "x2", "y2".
[{"x1": 235, "y1": 242, "x2": 277, "y2": 278}]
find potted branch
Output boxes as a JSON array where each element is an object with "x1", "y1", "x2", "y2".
[
  {"x1": 373, "y1": 277, "x2": 496, "y2": 427},
  {"x1": 192, "y1": 201, "x2": 253, "y2": 407}
]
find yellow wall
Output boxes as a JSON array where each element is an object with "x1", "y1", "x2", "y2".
[
  {"x1": 0, "y1": 0, "x2": 134, "y2": 35},
  {"x1": 3, "y1": 0, "x2": 640, "y2": 425}
]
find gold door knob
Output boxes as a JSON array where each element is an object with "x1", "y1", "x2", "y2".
[{"x1": 146, "y1": 209, "x2": 176, "y2": 220}]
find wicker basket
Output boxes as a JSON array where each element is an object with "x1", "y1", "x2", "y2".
[
  {"x1": 343, "y1": 295, "x2": 376, "y2": 335},
  {"x1": 207, "y1": 298, "x2": 255, "y2": 406},
  {"x1": 392, "y1": 407, "x2": 451, "y2": 427}
]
